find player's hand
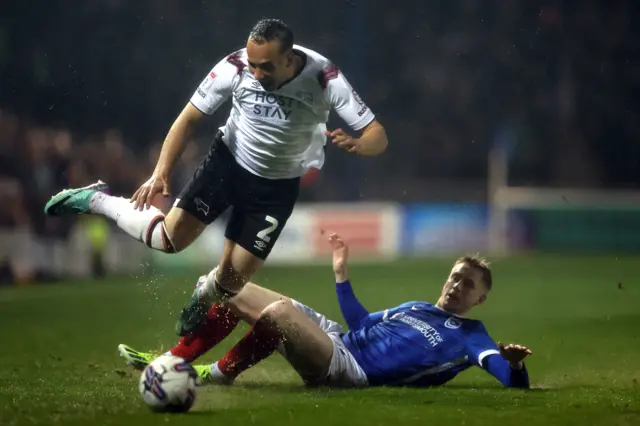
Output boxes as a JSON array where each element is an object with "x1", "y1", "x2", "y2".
[
  {"x1": 325, "y1": 128, "x2": 359, "y2": 154},
  {"x1": 498, "y1": 342, "x2": 532, "y2": 370},
  {"x1": 328, "y1": 232, "x2": 349, "y2": 282},
  {"x1": 131, "y1": 175, "x2": 170, "y2": 211}
]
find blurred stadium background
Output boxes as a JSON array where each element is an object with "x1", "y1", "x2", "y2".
[
  {"x1": 0, "y1": 0, "x2": 637, "y2": 281},
  {"x1": 1, "y1": 2, "x2": 640, "y2": 425}
]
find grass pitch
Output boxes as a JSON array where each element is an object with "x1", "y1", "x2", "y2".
[{"x1": 1, "y1": 255, "x2": 639, "y2": 426}]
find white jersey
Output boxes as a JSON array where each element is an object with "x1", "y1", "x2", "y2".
[{"x1": 190, "y1": 44, "x2": 376, "y2": 179}]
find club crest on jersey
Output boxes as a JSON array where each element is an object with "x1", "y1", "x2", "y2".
[
  {"x1": 445, "y1": 317, "x2": 462, "y2": 329},
  {"x1": 296, "y1": 91, "x2": 314, "y2": 104},
  {"x1": 194, "y1": 197, "x2": 210, "y2": 216}
]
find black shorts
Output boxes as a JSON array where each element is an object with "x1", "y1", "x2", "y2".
[{"x1": 176, "y1": 131, "x2": 300, "y2": 260}]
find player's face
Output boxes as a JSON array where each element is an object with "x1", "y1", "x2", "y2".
[
  {"x1": 440, "y1": 262, "x2": 488, "y2": 315},
  {"x1": 246, "y1": 39, "x2": 293, "y2": 92}
]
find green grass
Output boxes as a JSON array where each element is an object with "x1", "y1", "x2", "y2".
[{"x1": 1, "y1": 255, "x2": 640, "y2": 426}]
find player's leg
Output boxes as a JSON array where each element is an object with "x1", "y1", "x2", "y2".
[
  {"x1": 119, "y1": 281, "x2": 293, "y2": 370},
  {"x1": 174, "y1": 239, "x2": 274, "y2": 336},
  {"x1": 132, "y1": 134, "x2": 235, "y2": 251},
  {"x1": 200, "y1": 298, "x2": 342, "y2": 384},
  {"x1": 118, "y1": 293, "x2": 240, "y2": 371},
  {"x1": 170, "y1": 281, "x2": 288, "y2": 360},
  {"x1": 210, "y1": 299, "x2": 335, "y2": 384},
  {"x1": 204, "y1": 155, "x2": 302, "y2": 299},
  {"x1": 220, "y1": 168, "x2": 300, "y2": 294},
  {"x1": 203, "y1": 324, "x2": 366, "y2": 389},
  {"x1": 43, "y1": 132, "x2": 232, "y2": 253},
  {"x1": 229, "y1": 282, "x2": 294, "y2": 322},
  {"x1": 288, "y1": 299, "x2": 344, "y2": 335},
  {"x1": 168, "y1": 289, "x2": 240, "y2": 362},
  {"x1": 172, "y1": 285, "x2": 334, "y2": 363},
  {"x1": 208, "y1": 313, "x2": 284, "y2": 383},
  {"x1": 45, "y1": 180, "x2": 205, "y2": 252},
  {"x1": 176, "y1": 168, "x2": 300, "y2": 335},
  {"x1": 120, "y1": 289, "x2": 340, "y2": 387}
]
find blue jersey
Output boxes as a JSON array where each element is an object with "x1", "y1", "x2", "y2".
[{"x1": 335, "y1": 281, "x2": 529, "y2": 388}]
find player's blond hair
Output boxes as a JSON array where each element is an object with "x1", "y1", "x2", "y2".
[{"x1": 455, "y1": 254, "x2": 492, "y2": 290}]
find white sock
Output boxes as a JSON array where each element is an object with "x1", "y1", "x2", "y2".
[
  {"x1": 210, "y1": 362, "x2": 223, "y2": 377},
  {"x1": 89, "y1": 192, "x2": 174, "y2": 251},
  {"x1": 196, "y1": 268, "x2": 240, "y2": 303},
  {"x1": 196, "y1": 268, "x2": 219, "y2": 302},
  {"x1": 210, "y1": 362, "x2": 234, "y2": 384}
]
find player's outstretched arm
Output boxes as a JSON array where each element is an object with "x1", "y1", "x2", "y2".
[
  {"x1": 467, "y1": 329, "x2": 532, "y2": 388},
  {"x1": 132, "y1": 55, "x2": 238, "y2": 210},
  {"x1": 483, "y1": 343, "x2": 532, "y2": 388},
  {"x1": 154, "y1": 103, "x2": 204, "y2": 179},
  {"x1": 329, "y1": 233, "x2": 387, "y2": 329},
  {"x1": 131, "y1": 103, "x2": 204, "y2": 210}
]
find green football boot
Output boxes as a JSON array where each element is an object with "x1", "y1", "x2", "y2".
[
  {"x1": 44, "y1": 180, "x2": 109, "y2": 216},
  {"x1": 175, "y1": 275, "x2": 212, "y2": 337},
  {"x1": 193, "y1": 363, "x2": 234, "y2": 386},
  {"x1": 117, "y1": 344, "x2": 159, "y2": 371}
]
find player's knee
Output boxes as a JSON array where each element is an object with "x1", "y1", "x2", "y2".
[
  {"x1": 259, "y1": 300, "x2": 295, "y2": 324},
  {"x1": 160, "y1": 223, "x2": 192, "y2": 253},
  {"x1": 145, "y1": 217, "x2": 182, "y2": 253}
]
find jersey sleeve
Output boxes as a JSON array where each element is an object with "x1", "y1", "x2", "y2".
[
  {"x1": 322, "y1": 64, "x2": 376, "y2": 131},
  {"x1": 335, "y1": 280, "x2": 370, "y2": 330},
  {"x1": 465, "y1": 325, "x2": 530, "y2": 388},
  {"x1": 189, "y1": 56, "x2": 240, "y2": 115},
  {"x1": 465, "y1": 325, "x2": 501, "y2": 368}
]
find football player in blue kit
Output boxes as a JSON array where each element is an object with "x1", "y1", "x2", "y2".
[{"x1": 119, "y1": 233, "x2": 531, "y2": 389}]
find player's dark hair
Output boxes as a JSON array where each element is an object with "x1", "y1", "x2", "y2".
[
  {"x1": 455, "y1": 255, "x2": 492, "y2": 290},
  {"x1": 249, "y1": 19, "x2": 293, "y2": 52}
]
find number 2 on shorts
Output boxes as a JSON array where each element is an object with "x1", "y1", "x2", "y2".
[{"x1": 257, "y1": 215, "x2": 279, "y2": 243}]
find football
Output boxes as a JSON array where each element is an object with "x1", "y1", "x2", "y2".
[{"x1": 138, "y1": 355, "x2": 198, "y2": 413}]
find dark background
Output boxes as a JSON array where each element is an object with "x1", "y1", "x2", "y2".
[{"x1": 0, "y1": 0, "x2": 637, "y2": 253}]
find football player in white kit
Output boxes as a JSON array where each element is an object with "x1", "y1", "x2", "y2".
[{"x1": 43, "y1": 19, "x2": 388, "y2": 336}]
